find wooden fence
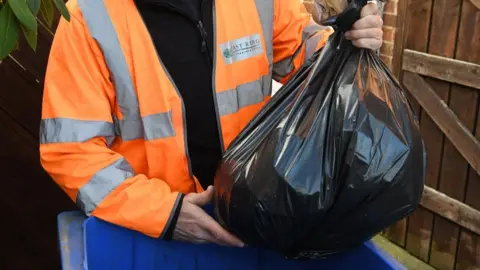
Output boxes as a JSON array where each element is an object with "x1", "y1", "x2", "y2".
[
  {"x1": 0, "y1": 15, "x2": 76, "y2": 270},
  {"x1": 383, "y1": 0, "x2": 480, "y2": 269}
]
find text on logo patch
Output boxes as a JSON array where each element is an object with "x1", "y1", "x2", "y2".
[{"x1": 219, "y1": 34, "x2": 263, "y2": 65}]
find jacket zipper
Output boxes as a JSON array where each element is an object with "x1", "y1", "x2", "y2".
[
  {"x1": 158, "y1": 1, "x2": 224, "y2": 152},
  {"x1": 158, "y1": 2, "x2": 213, "y2": 67},
  {"x1": 198, "y1": 0, "x2": 212, "y2": 66},
  {"x1": 197, "y1": 21, "x2": 211, "y2": 64},
  {"x1": 134, "y1": 2, "x2": 197, "y2": 191}
]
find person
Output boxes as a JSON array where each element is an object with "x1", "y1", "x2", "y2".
[{"x1": 40, "y1": 0, "x2": 383, "y2": 248}]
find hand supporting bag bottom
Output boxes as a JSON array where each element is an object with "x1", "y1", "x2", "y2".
[{"x1": 214, "y1": 0, "x2": 426, "y2": 259}]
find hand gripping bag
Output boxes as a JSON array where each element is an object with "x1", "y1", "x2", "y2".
[{"x1": 214, "y1": 0, "x2": 426, "y2": 259}]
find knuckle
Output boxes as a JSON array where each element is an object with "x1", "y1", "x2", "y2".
[
  {"x1": 377, "y1": 16, "x2": 384, "y2": 27},
  {"x1": 211, "y1": 231, "x2": 222, "y2": 241},
  {"x1": 362, "y1": 28, "x2": 378, "y2": 39},
  {"x1": 352, "y1": 39, "x2": 363, "y2": 48},
  {"x1": 360, "y1": 40, "x2": 368, "y2": 48},
  {"x1": 363, "y1": 40, "x2": 372, "y2": 49},
  {"x1": 368, "y1": 15, "x2": 378, "y2": 26},
  {"x1": 348, "y1": 30, "x2": 358, "y2": 39}
]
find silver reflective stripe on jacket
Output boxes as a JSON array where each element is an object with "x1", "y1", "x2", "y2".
[
  {"x1": 77, "y1": 0, "x2": 175, "y2": 142},
  {"x1": 76, "y1": 158, "x2": 135, "y2": 215},
  {"x1": 271, "y1": 20, "x2": 328, "y2": 81},
  {"x1": 39, "y1": 111, "x2": 175, "y2": 145},
  {"x1": 254, "y1": 0, "x2": 274, "y2": 97},
  {"x1": 216, "y1": 75, "x2": 270, "y2": 116},
  {"x1": 40, "y1": 118, "x2": 116, "y2": 145},
  {"x1": 302, "y1": 22, "x2": 329, "y2": 61}
]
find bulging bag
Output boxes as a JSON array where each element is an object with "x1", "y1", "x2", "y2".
[{"x1": 214, "y1": 0, "x2": 425, "y2": 259}]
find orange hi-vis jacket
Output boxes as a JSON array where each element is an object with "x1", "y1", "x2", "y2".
[{"x1": 40, "y1": 0, "x2": 333, "y2": 238}]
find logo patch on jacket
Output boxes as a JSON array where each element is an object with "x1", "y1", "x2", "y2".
[{"x1": 219, "y1": 34, "x2": 263, "y2": 64}]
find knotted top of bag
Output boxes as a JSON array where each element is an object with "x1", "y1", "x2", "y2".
[{"x1": 321, "y1": 0, "x2": 384, "y2": 33}]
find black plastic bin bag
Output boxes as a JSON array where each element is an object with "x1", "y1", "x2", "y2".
[{"x1": 214, "y1": 0, "x2": 426, "y2": 259}]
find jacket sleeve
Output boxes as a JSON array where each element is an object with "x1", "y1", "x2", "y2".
[
  {"x1": 272, "y1": 0, "x2": 334, "y2": 84},
  {"x1": 40, "y1": 8, "x2": 182, "y2": 239}
]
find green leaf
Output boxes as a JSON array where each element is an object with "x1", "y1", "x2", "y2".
[
  {"x1": 27, "y1": 0, "x2": 41, "y2": 15},
  {"x1": 0, "y1": 3, "x2": 20, "y2": 59},
  {"x1": 21, "y1": 25, "x2": 37, "y2": 51},
  {"x1": 9, "y1": 0, "x2": 37, "y2": 31},
  {"x1": 40, "y1": 0, "x2": 54, "y2": 27},
  {"x1": 51, "y1": 0, "x2": 70, "y2": 21}
]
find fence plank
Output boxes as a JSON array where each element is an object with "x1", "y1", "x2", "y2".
[
  {"x1": 407, "y1": 80, "x2": 451, "y2": 264},
  {"x1": 457, "y1": 173, "x2": 480, "y2": 269},
  {"x1": 428, "y1": 1, "x2": 478, "y2": 268},
  {"x1": 455, "y1": 232, "x2": 480, "y2": 270},
  {"x1": 420, "y1": 186, "x2": 480, "y2": 235},
  {"x1": 390, "y1": 0, "x2": 409, "y2": 79},
  {"x1": 402, "y1": 73, "x2": 480, "y2": 183},
  {"x1": 0, "y1": 9, "x2": 74, "y2": 269},
  {"x1": 406, "y1": 207, "x2": 435, "y2": 261},
  {"x1": 0, "y1": 107, "x2": 76, "y2": 270},
  {"x1": 402, "y1": 49, "x2": 480, "y2": 90},
  {"x1": 454, "y1": 2, "x2": 480, "y2": 269},
  {"x1": 469, "y1": 0, "x2": 480, "y2": 9},
  {"x1": 457, "y1": 161, "x2": 480, "y2": 270},
  {"x1": 0, "y1": 57, "x2": 43, "y2": 138},
  {"x1": 384, "y1": 219, "x2": 408, "y2": 247},
  {"x1": 401, "y1": 0, "x2": 432, "y2": 114},
  {"x1": 385, "y1": 0, "x2": 431, "y2": 247},
  {"x1": 412, "y1": 2, "x2": 461, "y2": 267},
  {"x1": 402, "y1": 55, "x2": 461, "y2": 270},
  {"x1": 402, "y1": 0, "x2": 435, "y2": 261}
]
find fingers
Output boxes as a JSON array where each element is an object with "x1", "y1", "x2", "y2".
[
  {"x1": 199, "y1": 212, "x2": 245, "y2": 247},
  {"x1": 345, "y1": 28, "x2": 383, "y2": 41},
  {"x1": 186, "y1": 185, "x2": 215, "y2": 206},
  {"x1": 179, "y1": 188, "x2": 244, "y2": 248},
  {"x1": 174, "y1": 200, "x2": 244, "y2": 247},
  {"x1": 352, "y1": 15, "x2": 383, "y2": 30},
  {"x1": 345, "y1": 4, "x2": 383, "y2": 51},
  {"x1": 351, "y1": 38, "x2": 383, "y2": 51}
]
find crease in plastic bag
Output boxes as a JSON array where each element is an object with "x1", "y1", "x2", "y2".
[{"x1": 214, "y1": 0, "x2": 426, "y2": 260}]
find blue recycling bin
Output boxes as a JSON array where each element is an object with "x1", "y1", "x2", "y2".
[{"x1": 57, "y1": 210, "x2": 405, "y2": 270}]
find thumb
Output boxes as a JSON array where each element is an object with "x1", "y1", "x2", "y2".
[
  {"x1": 362, "y1": 1, "x2": 379, "y2": 17},
  {"x1": 185, "y1": 185, "x2": 215, "y2": 206}
]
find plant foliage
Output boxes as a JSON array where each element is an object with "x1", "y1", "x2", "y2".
[{"x1": 0, "y1": 0, "x2": 70, "y2": 59}]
